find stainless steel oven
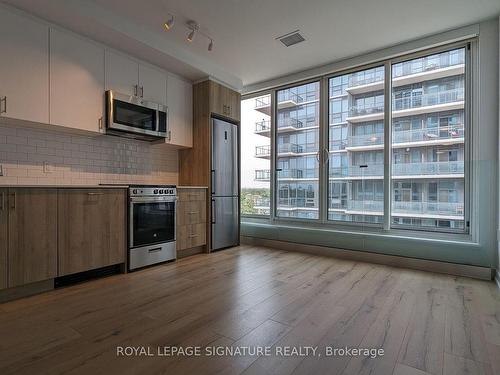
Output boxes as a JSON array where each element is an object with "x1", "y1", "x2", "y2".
[
  {"x1": 128, "y1": 185, "x2": 176, "y2": 270},
  {"x1": 105, "y1": 90, "x2": 168, "y2": 141}
]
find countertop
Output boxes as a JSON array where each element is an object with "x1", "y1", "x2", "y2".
[{"x1": 177, "y1": 186, "x2": 208, "y2": 189}]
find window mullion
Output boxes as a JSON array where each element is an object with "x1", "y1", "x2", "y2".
[{"x1": 383, "y1": 61, "x2": 392, "y2": 230}]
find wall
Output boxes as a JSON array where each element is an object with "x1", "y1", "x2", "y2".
[
  {"x1": 242, "y1": 18, "x2": 500, "y2": 270},
  {"x1": 0, "y1": 121, "x2": 178, "y2": 185}
]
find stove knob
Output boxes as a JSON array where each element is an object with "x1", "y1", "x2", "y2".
[
  {"x1": 159, "y1": 189, "x2": 164, "y2": 194},
  {"x1": 170, "y1": 189, "x2": 174, "y2": 194},
  {"x1": 154, "y1": 189, "x2": 158, "y2": 194}
]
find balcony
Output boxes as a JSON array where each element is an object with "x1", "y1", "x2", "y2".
[
  {"x1": 345, "y1": 106, "x2": 385, "y2": 123},
  {"x1": 393, "y1": 88, "x2": 464, "y2": 112},
  {"x1": 345, "y1": 200, "x2": 464, "y2": 217},
  {"x1": 277, "y1": 197, "x2": 318, "y2": 209},
  {"x1": 329, "y1": 161, "x2": 464, "y2": 180},
  {"x1": 277, "y1": 90, "x2": 304, "y2": 110},
  {"x1": 346, "y1": 60, "x2": 464, "y2": 95},
  {"x1": 255, "y1": 143, "x2": 305, "y2": 159},
  {"x1": 255, "y1": 169, "x2": 271, "y2": 181},
  {"x1": 345, "y1": 124, "x2": 464, "y2": 151},
  {"x1": 255, "y1": 145, "x2": 271, "y2": 158},
  {"x1": 392, "y1": 124, "x2": 464, "y2": 147},
  {"x1": 255, "y1": 96, "x2": 271, "y2": 115},
  {"x1": 254, "y1": 197, "x2": 270, "y2": 208},
  {"x1": 393, "y1": 161, "x2": 464, "y2": 177},
  {"x1": 277, "y1": 117, "x2": 304, "y2": 132},
  {"x1": 254, "y1": 120, "x2": 271, "y2": 136}
]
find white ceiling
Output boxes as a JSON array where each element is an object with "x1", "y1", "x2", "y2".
[{"x1": 3, "y1": 0, "x2": 500, "y2": 90}]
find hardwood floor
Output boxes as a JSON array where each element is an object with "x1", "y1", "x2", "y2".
[{"x1": 0, "y1": 245, "x2": 499, "y2": 375}]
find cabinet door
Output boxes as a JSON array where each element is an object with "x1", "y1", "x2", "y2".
[
  {"x1": 50, "y1": 28, "x2": 105, "y2": 133},
  {"x1": 209, "y1": 81, "x2": 240, "y2": 121},
  {"x1": 0, "y1": 189, "x2": 7, "y2": 290},
  {"x1": 8, "y1": 189, "x2": 57, "y2": 287},
  {"x1": 105, "y1": 50, "x2": 139, "y2": 96},
  {"x1": 167, "y1": 75, "x2": 193, "y2": 147},
  {"x1": 139, "y1": 64, "x2": 167, "y2": 105},
  {"x1": 58, "y1": 189, "x2": 126, "y2": 276},
  {"x1": 0, "y1": 8, "x2": 49, "y2": 123}
]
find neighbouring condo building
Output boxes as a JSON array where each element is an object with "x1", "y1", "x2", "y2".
[{"x1": 250, "y1": 47, "x2": 465, "y2": 231}]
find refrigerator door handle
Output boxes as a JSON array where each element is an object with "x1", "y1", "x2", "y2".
[
  {"x1": 211, "y1": 199, "x2": 216, "y2": 224},
  {"x1": 211, "y1": 169, "x2": 215, "y2": 195}
]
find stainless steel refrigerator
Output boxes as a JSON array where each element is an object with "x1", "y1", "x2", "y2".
[{"x1": 211, "y1": 117, "x2": 239, "y2": 250}]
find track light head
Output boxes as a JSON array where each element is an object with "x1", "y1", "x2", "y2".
[
  {"x1": 186, "y1": 20, "x2": 199, "y2": 43},
  {"x1": 187, "y1": 29, "x2": 195, "y2": 42},
  {"x1": 164, "y1": 15, "x2": 174, "y2": 30},
  {"x1": 208, "y1": 39, "x2": 214, "y2": 51}
]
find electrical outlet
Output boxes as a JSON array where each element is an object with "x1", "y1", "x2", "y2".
[{"x1": 43, "y1": 162, "x2": 53, "y2": 174}]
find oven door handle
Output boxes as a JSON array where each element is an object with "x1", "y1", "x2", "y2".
[{"x1": 130, "y1": 197, "x2": 177, "y2": 203}]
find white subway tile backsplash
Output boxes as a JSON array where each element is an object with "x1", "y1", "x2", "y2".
[{"x1": 0, "y1": 122, "x2": 178, "y2": 185}]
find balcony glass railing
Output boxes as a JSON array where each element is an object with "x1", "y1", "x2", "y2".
[
  {"x1": 348, "y1": 72, "x2": 385, "y2": 88},
  {"x1": 393, "y1": 52, "x2": 465, "y2": 79},
  {"x1": 255, "y1": 145, "x2": 271, "y2": 156},
  {"x1": 393, "y1": 88, "x2": 464, "y2": 111},
  {"x1": 277, "y1": 143, "x2": 304, "y2": 154},
  {"x1": 278, "y1": 117, "x2": 304, "y2": 129},
  {"x1": 255, "y1": 169, "x2": 271, "y2": 180},
  {"x1": 255, "y1": 96, "x2": 270, "y2": 108},
  {"x1": 348, "y1": 133, "x2": 384, "y2": 147},
  {"x1": 346, "y1": 200, "x2": 464, "y2": 216},
  {"x1": 393, "y1": 161, "x2": 464, "y2": 175},
  {"x1": 277, "y1": 197, "x2": 318, "y2": 208},
  {"x1": 277, "y1": 90, "x2": 304, "y2": 104},
  {"x1": 254, "y1": 197, "x2": 270, "y2": 207},
  {"x1": 349, "y1": 105, "x2": 384, "y2": 117},
  {"x1": 279, "y1": 169, "x2": 318, "y2": 179},
  {"x1": 347, "y1": 124, "x2": 464, "y2": 147},
  {"x1": 329, "y1": 161, "x2": 464, "y2": 178},
  {"x1": 255, "y1": 120, "x2": 271, "y2": 132}
]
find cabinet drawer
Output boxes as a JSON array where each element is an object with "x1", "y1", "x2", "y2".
[
  {"x1": 177, "y1": 223, "x2": 206, "y2": 251},
  {"x1": 177, "y1": 189, "x2": 206, "y2": 202},
  {"x1": 177, "y1": 200, "x2": 206, "y2": 225}
]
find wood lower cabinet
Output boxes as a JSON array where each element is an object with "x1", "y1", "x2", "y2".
[
  {"x1": 57, "y1": 189, "x2": 126, "y2": 276},
  {"x1": 8, "y1": 188, "x2": 58, "y2": 288},
  {"x1": 176, "y1": 188, "x2": 207, "y2": 256},
  {"x1": 0, "y1": 189, "x2": 8, "y2": 290}
]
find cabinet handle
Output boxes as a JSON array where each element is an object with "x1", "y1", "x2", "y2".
[
  {"x1": 188, "y1": 234, "x2": 198, "y2": 238},
  {"x1": 9, "y1": 192, "x2": 15, "y2": 209},
  {"x1": 98, "y1": 117, "x2": 103, "y2": 130},
  {"x1": 188, "y1": 211, "x2": 199, "y2": 214},
  {"x1": 87, "y1": 192, "x2": 104, "y2": 196},
  {"x1": 0, "y1": 96, "x2": 6, "y2": 114},
  {"x1": 140, "y1": 86, "x2": 144, "y2": 98},
  {"x1": 134, "y1": 85, "x2": 138, "y2": 96}
]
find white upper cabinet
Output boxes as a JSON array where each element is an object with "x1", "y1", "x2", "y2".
[
  {"x1": 105, "y1": 50, "x2": 138, "y2": 97},
  {"x1": 139, "y1": 64, "x2": 167, "y2": 105},
  {"x1": 167, "y1": 74, "x2": 193, "y2": 148},
  {"x1": 50, "y1": 28, "x2": 105, "y2": 133},
  {"x1": 0, "y1": 8, "x2": 49, "y2": 124}
]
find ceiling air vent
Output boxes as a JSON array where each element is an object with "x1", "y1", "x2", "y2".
[{"x1": 276, "y1": 30, "x2": 305, "y2": 47}]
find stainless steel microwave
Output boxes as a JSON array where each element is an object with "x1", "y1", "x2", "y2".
[{"x1": 105, "y1": 90, "x2": 168, "y2": 141}]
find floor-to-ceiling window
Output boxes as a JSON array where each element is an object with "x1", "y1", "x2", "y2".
[
  {"x1": 240, "y1": 94, "x2": 271, "y2": 216},
  {"x1": 275, "y1": 82, "x2": 320, "y2": 219},
  {"x1": 328, "y1": 66, "x2": 385, "y2": 224},
  {"x1": 242, "y1": 43, "x2": 470, "y2": 234},
  {"x1": 391, "y1": 47, "x2": 466, "y2": 231}
]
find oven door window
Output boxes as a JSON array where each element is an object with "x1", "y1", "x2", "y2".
[
  {"x1": 132, "y1": 202, "x2": 175, "y2": 247},
  {"x1": 114, "y1": 100, "x2": 156, "y2": 131}
]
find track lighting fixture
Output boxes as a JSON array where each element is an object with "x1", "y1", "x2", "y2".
[
  {"x1": 164, "y1": 15, "x2": 174, "y2": 30},
  {"x1": 163, "y1": 17, "x2": 214, "y2": 51},
  {"x1": 187, "y1": 29, "x2": 196, "y2": 42}
]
